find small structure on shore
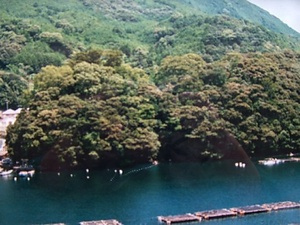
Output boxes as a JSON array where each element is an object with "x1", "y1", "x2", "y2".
[{"x1": 0, "y1": 108, "x2": 22, "y2": 136}]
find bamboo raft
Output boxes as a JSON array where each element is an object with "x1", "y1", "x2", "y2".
[
  {"x1": 158, "y1": 201, "x2": 300, "y2": 224},
  {"x1": 79, "y1": 219, "x2": 122, "y2": 225}
]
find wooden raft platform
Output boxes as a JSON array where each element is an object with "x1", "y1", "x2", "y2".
[
  {"x1": 195, "y1": 209, "x2": 237, "y2": 220},
  {"x1": 158, "y1": 213, "x2": 201, "y2": 224},
  {"x1": 158, "y1": 201, "x2": 300, "y2": 224},
  {"x1": 79, "y1": 219, "x2": 122, "y2": 225},
  {"x1": 262, "y1": 201, "x2": 300, "y2": 211},
  {"x1": 231, "y1": 205, "x2": 269, "y2": 215},
  {"x1": 43, "y1": 224, "x2": 66, "y2": 225}
]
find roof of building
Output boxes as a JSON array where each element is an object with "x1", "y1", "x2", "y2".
[{"x1": 2, "y1": 108, "x2": 22, "y2": 115}]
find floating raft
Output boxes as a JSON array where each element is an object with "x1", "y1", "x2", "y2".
[
  {"x1": 158, "y1": 213, "x2": 201, "y2": 224},
  {"x1": 231, "y1": 205, "x2": 269, "y2": 215},
  {"x1": 79, "y1": 220, "x2": 122, "y2": 225},
  {"x1": 158, "y1": 201, "x2": 300, "y2": 224},
  {"x1": 262, "y1": 201, "x2": 300, "y2": 211},
  {"x1": 43, "y1": 224, "x2": 66, "y2": 225},
  {"x1": 195, "y1": 209, "x2": 237, "y2": 220}
]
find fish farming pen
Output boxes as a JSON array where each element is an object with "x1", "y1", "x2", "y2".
[
  {"x1": 79, "y1": 220, "x2": 122, "y2": 225},
  {"x1": 158, "y1": 214, "x2": 201, "y2": 224},
  {"x1": 43, "y1": 224, "x2": 66, "y2": 225},
  {"x1": 41, "y1": 201, "x2": 300, "y2": 225},
  {"x1": 262, "y1": 201, "x2": 300, "y2": 211},
  {"x1": 195, "y1": 209, "x2": 237, "y2": 220},
  {"x1": 230, "y1": 205, "x2": 269, "y2": 215},
  {"x1": 158, "y1": 201, "x2": 300, "y2": 224}
]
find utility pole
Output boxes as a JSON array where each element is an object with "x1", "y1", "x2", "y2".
[{"x1": 5, "y1": 99, "x2": 8, "y2": 110}]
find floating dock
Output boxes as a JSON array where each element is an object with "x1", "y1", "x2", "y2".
[
  {"x1": 79, "y1": 220, "x2": 122, "y2": 225},
  {"x1": 195, "y1": 209, "x2": 237, "y2": 220},
  {"x1": 158, "y1": 201, "x2": 300, "y2": 224},
  {"x1": 158, "y1": 213, "x2": 201, "y2": 224},
  {"x1": 262, "y1": 201, "x2": 300, "y2": 211},
  {"x1": 43, "y1": 224, "x2": 66, "y2": 225},
  {"x1": 231, "y1": 205, "x2": 269, "y2": 215}
]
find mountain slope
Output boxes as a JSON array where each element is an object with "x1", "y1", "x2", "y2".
[
  {"x1": 0, "y1": 0, "x2": 299, "y2": 71},
  {"x1": 2, "y1": 0, "x2": 300, "y2": 169},
  {"x1": 177, "y1": 0, "x2": 300, "y2": 37}
]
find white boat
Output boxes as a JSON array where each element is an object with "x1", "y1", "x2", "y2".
[
  {"x1": 18, "y1": 170, "x2": 35, "y2": 177},
  {"x1": 258, "y1": 158, "x2": 283, "y2": 166},
  {"x1": 0, "y1": 169, "x2": 13, "y2": 176},
  {"x1": 262, "y1": 160, "x2": 276, "y2": 166}
]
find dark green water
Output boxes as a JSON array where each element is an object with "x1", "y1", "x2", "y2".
[{"x1": 0, "y1": 161, "x2": 300, "y2": 225}]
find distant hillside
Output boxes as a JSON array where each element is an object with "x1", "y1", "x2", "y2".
[
  {"x1": 1, "y1": 0, "x2": 300, "y2": 169},
  {"x1": 177, "y1": 0, "x2": 300, "y2": 37},
  {"x1": 1, "y1": 0, "x2": 299, "y2": 72}
]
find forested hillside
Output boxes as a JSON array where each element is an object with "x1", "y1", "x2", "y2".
[
  {"x1": 1, "y1": 0, "x2": 299, "y2": 78},
  {"x1": 6, "y1": 50, "x2": 300, "y2": 169},
  {"x1": 1, "y1": 0, "x2": 300, "y2": 169}
]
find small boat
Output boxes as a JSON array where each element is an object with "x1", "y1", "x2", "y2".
[
  {"x1": 258, "y1": 158, "x2": 283, "y2": 166},
  {"x1": 0, "y1": 169, "x2": 13, "y2": 176},
  {"x1": 18, "y1": 170, "x2": 35, "y2": 177},
  {"x1": 14, "y1": 164, "x2": 34, "y2": 172}
]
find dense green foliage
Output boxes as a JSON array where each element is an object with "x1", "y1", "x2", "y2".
[
  {"x1": 0, "y1": 0, "x2": 299, "y2": 71},
  {"x1": 7, "y1": 50, "x2": 162, "y2": 169},
  {"x1": 178, "y1": 0, "x2": 300, "y2": 37},
  {"x1": 6, "y1": 50, "x2": 300, "y2": 169},
  {"x1": 0, "y1": 71, "x2": 28, "y2": 110},
  {"x1": 2, "y1": 0, "x2": 300, "y2": 169}
]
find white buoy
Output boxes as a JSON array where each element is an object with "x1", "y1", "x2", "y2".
[
  {"x1": 57, "y1": 172, "x2": 60, "y2": 176},
  {"x1": 114, "y1": 169, "x2": 117, "y2": 173},
  {"x1": 235, "y1": 162, "x2": 239, "y2": 167},
  {"x1": 86, "y1": 169, "x2": 89, "y2": 173},
  {"x1": 27, "y1": 177, "x2": 30, "y2": 181},
  {"x1": 70, "y1": 174, "x2": 73, "y2": 178},
  {"x1": 14, "y1": 177, "x2": 17, "y2": 181},
  {"x1": 239, "y1": 162, "x2": 243, "y2": 167},
  {"x1": 119, "y1": 169, "x2": 123, "y2": 175}
]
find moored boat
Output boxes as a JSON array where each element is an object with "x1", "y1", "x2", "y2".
[
  {"x1": 18, "y1": 169, "x2": 35, "y2": 177},
  {"x1": 258, "y1": 158, "x2": 283, "y2": 166},
  {"x1": 0, "y1": 169, "x2": 13, "y2": 176}
]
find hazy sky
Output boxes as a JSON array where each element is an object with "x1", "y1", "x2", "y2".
[{"x1": 247, "y1": 0, "x2": 300, "y2": 33}]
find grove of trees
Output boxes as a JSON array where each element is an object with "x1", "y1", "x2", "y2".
[{"x1": 6, "y1": 49, "x2": 300, "y2": 169}]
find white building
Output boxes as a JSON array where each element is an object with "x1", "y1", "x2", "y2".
[
  {"x1": 0, "y1": 138, "x2": 6, "y2": 157},
  {"x1": 0, "y1": 108, "x2": 22, "y2": 157},
  {"x1": 0, "y1": 108, "x2": 22, "y2": 136}
]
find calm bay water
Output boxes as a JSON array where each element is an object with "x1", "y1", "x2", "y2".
[{"x1": 0, "y1": 161, "x2": 299, "y2": 225}]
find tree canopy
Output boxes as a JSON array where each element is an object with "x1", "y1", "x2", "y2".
[{"x1": 6, "y1": 49, "x2": 300, "y2": 169}]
